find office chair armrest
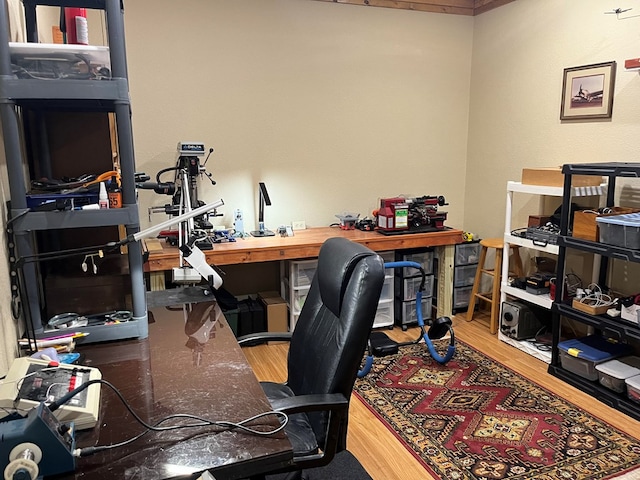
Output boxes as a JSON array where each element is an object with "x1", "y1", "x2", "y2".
[
  {"x1": 269, "y1": 393, "x2": 349, "y2": 415},
  {"x1": 237, "y1": 331, "x2": 293, "y2": 346}
]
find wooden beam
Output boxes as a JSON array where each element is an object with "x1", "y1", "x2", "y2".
[
  {"x1": 310, "y1": 0, "x2": 515, "y2": 15},
  {"x1": 312, "y1": 0, "x2": 474, "y2": 16},
  {"x1": 474, "y1": 0, "x2": 515, "y2": 15}
]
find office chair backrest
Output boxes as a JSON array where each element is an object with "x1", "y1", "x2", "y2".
[{"x1": 287, "y1": 237, "x2": 385, "y2": 444}]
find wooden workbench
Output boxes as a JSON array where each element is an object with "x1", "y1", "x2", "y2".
[{"x1": 143, "y1": 226, "x2": 464, "y2": 316}]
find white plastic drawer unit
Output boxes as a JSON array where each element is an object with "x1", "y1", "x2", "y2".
[
  {"x1": 380, "y1": 274, "x2": 394, "y2": 302},
  {"x1": 455, "y1": 242, "x2": 481, "y2": 266},
  {"x1": 373, "y1": 299, "x2": 394, "y2": 329},
  {"x1": 292, "y1": 286, "x2": 310, "y2": 314},
  {"x1": 400, "y1": 275, "x2": 434, "y2": 301},
  {"x1": 289, "y1": 259, "x2": 318, "y2": 288}
]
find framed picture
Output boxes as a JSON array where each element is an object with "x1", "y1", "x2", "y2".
[{"x1": 560, "y1": 61, "x2": 616, "y2": 120}]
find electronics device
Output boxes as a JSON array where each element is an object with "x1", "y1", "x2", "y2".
[
  {"x1": 0, "y1": 358, "x2": 101, "y2": 430},
  {"x1": 500, "y1": 301, "x2": 542, "y2": 340},
  {"x1": 0, "y1": 402, "x2": 76, "y2": 478}
]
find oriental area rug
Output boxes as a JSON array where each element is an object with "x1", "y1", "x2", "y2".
[{"x1": 354, "y1": 341, "x2": 640, "y2": 480}]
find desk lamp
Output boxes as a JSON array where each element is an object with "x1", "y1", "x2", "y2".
[{"x1": 250, "y1": 182, "x2": 275, "y2": 237}]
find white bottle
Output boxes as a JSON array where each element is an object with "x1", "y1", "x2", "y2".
[{"x1": 99, "y1": 181, "x2": 109, "y2": 209}]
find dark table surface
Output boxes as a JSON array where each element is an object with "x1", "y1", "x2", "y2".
[{"x1": 60, "y1": 301, "x2": 292, "y2": 480}]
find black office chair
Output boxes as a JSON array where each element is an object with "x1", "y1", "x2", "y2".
[{"x1": 238, "y1": 237, "x2": 385, "y2": 480}]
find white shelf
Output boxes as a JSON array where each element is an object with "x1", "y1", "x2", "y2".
[
  {"x1": 501, "y1": 284, "x2": 553, "y2": 309},
  {"x1": 507, "y1": 181, "x2": 605, "y2": 197},
  {"x1": 504, "y1": 233, "x2": 559, "y2": 255},
  {"x1": 507, "y1": 181, "x2": 564, "y2": 196},
  {"x1": 498, "y1": 331, "x2": 552, "y2": 364},
  {"x1": 500, "y1": 179, "x2": 604, "y2": 362}
]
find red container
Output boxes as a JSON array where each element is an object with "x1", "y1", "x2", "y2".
[{"x1": 64, "y1": 8, "x2": 88, "y2": 45}]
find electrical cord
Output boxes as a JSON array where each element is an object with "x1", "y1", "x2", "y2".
[
  {"x1": 577, "y1": 283, "x2": 618, "y2": 308},
  {"x1": 45, "y1": 379, "x2": 289, "y2": 457}
]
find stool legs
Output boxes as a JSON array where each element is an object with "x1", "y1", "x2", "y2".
[
  {"x1": 466, "y1": 246, "x2": 487, "y2": 323},
  {"x1": 466, "y1": 242, "x2": 504, "y2": 335}
]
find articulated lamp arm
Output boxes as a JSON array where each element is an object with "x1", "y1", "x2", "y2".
[{"x1": 121, "y1": 199, "x2": 225, "y2": 289}]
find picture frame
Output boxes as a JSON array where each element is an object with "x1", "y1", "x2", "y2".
[{"x1": 560, "y1": 61, "x2": 616, "y2": 120}]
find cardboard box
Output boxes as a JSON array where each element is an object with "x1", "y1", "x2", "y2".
[
  {"x1": 258, "y1": 291, "x2": 289, "y2": 342},
  {"x1": 573, "y1": 207, "x2": 640, "y2": 241},
  {"x1": 521, "y1": 167, "x2": 602, "y2": 188}
]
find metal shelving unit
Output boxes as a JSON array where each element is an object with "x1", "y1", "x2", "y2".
[
  {"x1": 549, "y1": 162, "x2": 640, "y2": 421},
  {"x1": 0, "y1": 0, "x2": 147, "y2": 342}
]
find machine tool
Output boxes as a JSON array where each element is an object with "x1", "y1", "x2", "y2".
[
  {"x1": 138, "y1": 141, "x2": 220, "y2": 232},
  {"x1": 137, "y1": 142, "x2": 224, "y2": 284},
  {"x1": 335, "y1": 212, "x2": 359, "y2": 230},
  {"x1": 376, "y1": 195, "x2": 448, "y2": 234}
]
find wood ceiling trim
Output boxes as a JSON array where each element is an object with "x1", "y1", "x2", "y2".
[{"x1": 310, "y1": 0, "x2": 515, "y2": 16}]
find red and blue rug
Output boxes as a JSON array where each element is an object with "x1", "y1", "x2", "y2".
[{"x1": 355, "y1": 341, "x2": 640, "y2": 479}]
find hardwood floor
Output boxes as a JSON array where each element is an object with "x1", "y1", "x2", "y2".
[{"x1": 242, "y1": 311, "x2": 640, "y2": 480}]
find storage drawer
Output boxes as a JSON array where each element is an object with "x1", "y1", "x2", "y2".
[
  {"x1": 373, "y1": 299, "x2": 394, "y2": 329},
  {"x1": 453, "y1": 286, "x2": 473, "y2": 309},
  {"x1": 397, "y1": 296, "x2": 433, "y2": 326},
  {"x1": 292, "y1": 286, "x2": 311, "y2": 314},
  {"x1": 558, "y1": 336, "x2": 633, "y2": 381},
  {"x1": 455, "y1": 242, "x2": 480, "y2": 265},
  {"x1": 398, "y1": 275, "x2": 434, "y2": 301},
  {"x1": 595, "y1": 356, "x2": 640, "y2": 393},
  {"x1": 288, "y1": 259, "x2": 318, "y2": 288},
  {"x1": 454, "y1": 264, "x2": 477, "y2": 287},
  {"x1": 379, "y1": 275, "x2": 394, "y2": 302},
  {"x1": 396, "y1": 250, "x2": 433, "y2": 276},
  {"x1": 626, "y1": 375, "x2": 640, "y2": 404},
  {"x1": 378, "y1": 251, "x2": 395, "y2": 264},
  {"x1": 596, "y1": 213, "x2": 640, "y2": 250}
]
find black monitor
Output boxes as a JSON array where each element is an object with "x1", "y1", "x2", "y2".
[{"x1": 250, "y1": 182, "x2": 275, "y2": 237}]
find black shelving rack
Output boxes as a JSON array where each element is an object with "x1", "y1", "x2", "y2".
[
  {"x1": 550, "y1": 162, "x2": 640, "y2": 421},
  {"x1": 0, "y1": 0, "x2": 148, "y2": 342}
]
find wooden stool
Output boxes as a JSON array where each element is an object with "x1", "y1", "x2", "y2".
[{"x1": 466, "y1": 238, "x2": 523, "y2": 334}]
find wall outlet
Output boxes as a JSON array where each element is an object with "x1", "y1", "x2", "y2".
[{"x1": 291, "y1": 220, "x2": 306, "y2": 231}]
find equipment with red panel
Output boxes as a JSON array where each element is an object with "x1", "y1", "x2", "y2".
[{"x1": 376, "y1": 195, "x2": 448, "y2": 233}]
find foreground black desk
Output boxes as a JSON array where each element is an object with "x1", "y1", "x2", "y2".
[{"x1": 64, "y1": 302, "x2": 293, "y2": 479}]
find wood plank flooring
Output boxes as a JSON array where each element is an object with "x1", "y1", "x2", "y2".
[{"x1": 242, "y1": 312, "x2": 640, "y2": 480}]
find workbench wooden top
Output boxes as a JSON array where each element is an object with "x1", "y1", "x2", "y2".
[{"x1": 144, "y1": 226, "x2": 464, "y2": 272}]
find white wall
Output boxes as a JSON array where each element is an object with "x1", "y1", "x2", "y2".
[
  {"x1": 124, "y1": 0, "x2": 473, "y2": 232},
  {"x1": 465, "y1": 0, "x2": 640, "y2": 239}
]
